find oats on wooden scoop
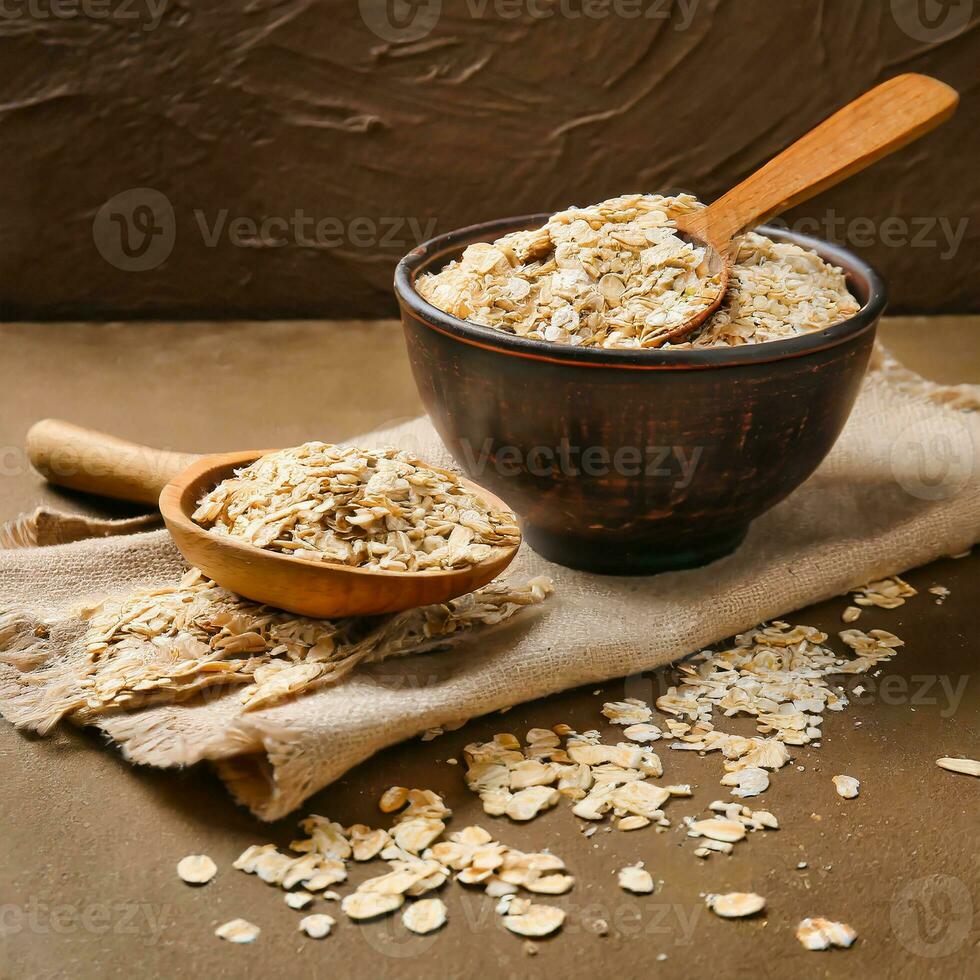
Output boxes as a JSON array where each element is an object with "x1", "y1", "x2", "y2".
[
  {"x1": 417, "y1": 194, "x2": 859, "y2": 350},
  {"x1": 193, "y1": 442, "x2": 520, "y2": 572}
]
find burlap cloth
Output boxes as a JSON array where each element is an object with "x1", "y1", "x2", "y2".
[{"x1": 1, "y1": 349, "x2": 977, "y2": 820}]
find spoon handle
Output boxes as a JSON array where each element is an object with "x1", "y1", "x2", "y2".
[
  {"x1": 687, "y1": 73, "x2": 959, "y2": 247},
  {"x1": 26, "y1": 419, "x2": 199, "y2": 505}
]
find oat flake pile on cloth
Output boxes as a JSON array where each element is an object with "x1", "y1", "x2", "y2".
[{"x1": 1, "y1": 349, "x2": 978, "y2": 821}]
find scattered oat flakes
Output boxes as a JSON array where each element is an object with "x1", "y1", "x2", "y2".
[
  {"x1": 349, "y1": 825, "x2": 390, "y2": 862},
  {"x1": 707, "y1": 893, "x2": 766, "y2": 918},
  {"x1": 341, "y1": 892, "x2": 405, "y2": 920},
  {"x1": 936, "y1": 757, "x2": 980, "y2": 778},
  {"x1": 68, "y1": 569, "x2": 551, "y2": 723},
  {"x1": 602, "y1": 699, "x2": 653, "y2": 725},
  {"x1": 851, "y1": 576, "x2": 916, "y2": 610},
  {"x1": 176, "y1": 854, "x2": 217, "y2": 885},
  {"x1": 832, "y1": 775, "x2": 860, "y2": 798},
  {"x1": 617, "y1": 815, "x2": 650, "y2": 831},
  {"x1": 403, "y1": 898, "x2": 447, "y2": 934},
  {"x1": 796, "y1": 917, "x2": 857, "y2": 950},
  {"x1": 505, "y1": 786, "x2": 560, "y2": 822},
  {"x1": 215, "y1": 918, "x2": 260, "y2": 944},
  {"x1": 503, "y1": 904, "x2": 566, "y2": 937},
  {"x1": 618, "y1": 862, "x2": 654, "y2": 894},
  {"x1": 721, "y1": 766, "x2": 769, "y2": 798},
  {"x1": 298, "y1": 913, "x2": 334, "y2": 939},
  {"x1": 688, "y1": 818, "x2": 746, "y2": 844},
  {"x1": 622, "y1": 723, "x2": 662, "y2": 743},
  {"x1": 285, "y1": 891, "x2": 314, "y2": 910},
  {"x1": 393, "y1": 817, "x2": 446, "y2": 854},
  {"x1": 842, "y1": 606, "x2": 861, "y2": 623},
  {"x1": 379, "y1": 786, "x2": 410, "y2": 813}
]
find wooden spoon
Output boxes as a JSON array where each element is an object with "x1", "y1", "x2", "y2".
[
  {"x1": 25, "y1": 419, "x2": 521, "y2": 618},
  {"x1": 666, "y1": 73, "x2": 959, "y2": 345}
]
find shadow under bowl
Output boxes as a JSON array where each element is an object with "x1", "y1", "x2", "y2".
[{"x1": 395, "y1": 218, "x2": 887, "y2": 575}]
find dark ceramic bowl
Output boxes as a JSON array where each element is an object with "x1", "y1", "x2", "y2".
[{"x1": 394, "y1": 217, "x2": 886, "y2": 574}]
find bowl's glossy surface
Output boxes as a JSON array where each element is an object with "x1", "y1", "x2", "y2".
[{"x1": 395, "y1": 219, "x2": 886, "y2": 574}]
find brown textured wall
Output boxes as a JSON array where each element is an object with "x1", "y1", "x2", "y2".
[{"x1": 0, "y1": 0, "x2": 977, "y2": 320}]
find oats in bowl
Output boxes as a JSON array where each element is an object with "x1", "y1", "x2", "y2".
[
  {"x1": 416, "y1": 194, "x2": 859, "y2": 350},
  {"x1": 192, "y1": 443, "x2": 520, "y2": 572}
]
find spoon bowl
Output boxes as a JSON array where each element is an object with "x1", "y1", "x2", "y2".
[
  {"x1": 27, "y1": 421, "x2": 521, "y2": 618},
  {"x1": 661, "y1": 224, "x2": 730, "y2": 344}
]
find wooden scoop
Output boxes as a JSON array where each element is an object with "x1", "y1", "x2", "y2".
[
  {"x1": 667, "y1": 73, "x2": 959, "y2": 344},
  {"x1": 25, "y1": 419, "x2": 520, "y2": 618}
]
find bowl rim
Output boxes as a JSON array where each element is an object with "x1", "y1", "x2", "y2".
[{"x1": 394, "y1": 213, "x2": 887, "y2": 369}]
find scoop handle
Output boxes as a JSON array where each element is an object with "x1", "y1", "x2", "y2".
[
  {"x1": 26, "y1": 419, "x2": 200, "y2": 506},
  {"x1": 685, "y1": 73, "x2": 959, "y2": 246}
]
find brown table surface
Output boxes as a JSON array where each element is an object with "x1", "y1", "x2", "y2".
[{"x1": 1, "y1": 319, "x2": 977, "y2": 980}]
